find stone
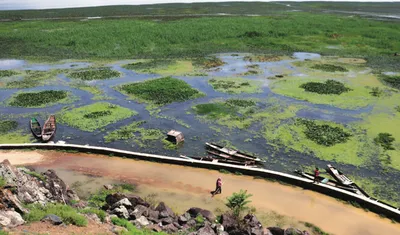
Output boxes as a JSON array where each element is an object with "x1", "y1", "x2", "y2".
[
  {"x1": 263, "y1": 228, "x2": 273, "y2": 235},
  {"x1": 85, "y1": 213, "x2": 101, "y2": 224},
  {"x1": 136, "y1": 216, "x2": 150, "y2": 227},
  {"x1": 111, "y1": 226, "x2": 128, "y2": 234},
  {"x1": 218, "y1": 232, "x2": 229, "y2": 235},
  {"x1": 147, "y1": 224, "x2": 162, "y2": 232},
  {"x1": 72, "y1": 200, "x2": 88, "y2": 209},
  {"x1": 186, "y1": 219, "x2": 197, "y2": 228},
  {"x1": 42, "y1": 169, "x2": 79, "y2": 203},
  {"x1": 161, "y1": 217, "x2": 174, "y2": 225},
  {"x1": 112, "y1": 206, "x2": 129, "y2": 219},
  {"x1": 112, "y1": 198, "x2": 132, "y2": 209},
  {"x1": 244, "y1": 214, "x2": 262, "y2": 228},
  {"x1": 155, "y1": 202, "x2": 174, "y2": 218},
  {"x1": 41, "y1": 214, "x2": 63, "y2": 225},
  {"x1": 268, "y1": 227, "x2": 285, "y2": 235},
  {"x1": 159, "y1": 210, "x2": 169, "y2": 219},
  {"x1": 104, "y1": 184, "x2": 114, "y2": 190},
  {"x1": 106, "y1": 193, "x2": 126, "y2": 206},
  {"x1": 0, "y1": 210, "x2": 24, "y2": 228},
  {"x1": 162, "y1": 223, "x2": 178, "y2": 233},
  {"x1": 251, "y1": 227, "x2": 264, "y2": 235},
  {"x1": 221, "y1": 213, "x2": 236, "y2": 232},
  {"x1": 215, "y1": 224, "x2": 224, "y2": 234},
  {"x1": 187, "y1": 207, "x2": 216, "y2": 222},
  {"x1": 126, "y1": 195, "x2": 149, "y2": 208},
  {"x1": 130, "y1": 205, "x2": 148, "y2": 220},
  {"x1": 284, "y1": 228, "x2": 303, "y2": 235},
  {"x1": 178, "y1": 215, "x2": 189, "y2": 224},
  {"x1": 147, "y1": 210, "x2": 160, "y2": 223},
  {"x1": 197, "y1": 224, "x2": 216, "y2": 235},
  {"x1": 0, "y1": 189, "x2": 28, "y2": 214},
  {"x1": 173, "y1": 221, "x2": 182, "y2": 229}
]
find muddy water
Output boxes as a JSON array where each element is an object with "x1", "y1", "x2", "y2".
[{"x1": 20, "y1": 150, "x2": 400, "y2": 235}]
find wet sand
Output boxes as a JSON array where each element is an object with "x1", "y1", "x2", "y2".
[{"x1": 1, "y1": 150, "x2": 399, "y2": 235}]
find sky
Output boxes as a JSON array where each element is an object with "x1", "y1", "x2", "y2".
[{"x1": 0, "y1": 0, "x2": 398, "y2": 10}]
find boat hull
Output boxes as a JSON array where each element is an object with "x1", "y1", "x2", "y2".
[
  {"x1": 30, "y1": 118, "x2": 42, "y2": 139},
  {"x1": 41, "y1": 115, "x2": 56, "y2": 142}
]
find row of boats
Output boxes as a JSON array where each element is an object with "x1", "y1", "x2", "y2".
[{"x1": 29, "y1": 115, "x2": 57, "y2": 142}]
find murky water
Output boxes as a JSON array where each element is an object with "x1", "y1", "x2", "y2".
[
  {"x1": 1, "y1": 52, "x2": 399, "y2": 195},
  {"x1": 27, "y1": 151, "x2": 400, "y2": 235}
]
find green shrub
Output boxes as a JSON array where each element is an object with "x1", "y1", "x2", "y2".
[
  {"x1": 0, "y1": 70, "x2": 18, "y2": 77},
  {"x1": 195, "y1": 215, "x2": 205, "y2": 225},
  {"x1": 9, "y1": 90, "x2": 68, "y2": 107},
  {"x1": 79, "y1": 208, "x2": 106, "y2": 222},
  {"x1": 69, "y1": 68, "x2": 120, "y2": 80},
  {"x1": 24, "y1": 204, "x2": 87, "y2": 227},
  {"x1": 298, "y1": 119, "x2": 352, "y2": 146},
  {"x1": 311, "y1": 64, "x2": 348, "y2": 72},
  {"x1": 374, "y1": 133, "x2": 395, "y2": 150},
  {"x1": 300, "y1": 80, "x2": 352, "y2": 95},
  {"x1": 381, "y1": 75, "x2": 400, "y2": 90},
  {"x1": 119, "y1": 77, "x2": 204, "y2": 105},
  {"x1": 226, "y1": 190, "x2": 253, "y2": 218},
  {"x1": 0, "y1": 120, "x2": 18, "y2": 133}
]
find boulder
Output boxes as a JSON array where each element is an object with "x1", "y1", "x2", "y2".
[
  {"x1": 112, "y1": 206, "x2": 129, "y2": 219},
  {"x1": 263, "y1": 228, "x2": 273, "y2": 235},
  {"x1": 155, "y1": 202, "x2": 174, "y2": 217},
  {"x1": 42, "y1": 169, "x2": 79, "y2": 203},
  {"x1": 268, "y1": 227, "x2": 284, "y2": 235},
  {"x1": 173, "y1": 221, "x2": 182, "y2": 229},
  {"x1": 0, "y1": 210, "x2": 24, "y2": 228},
  {"x1": 130, "y1": 205, "x2": 148, "y2": 220},
  {"x1": 215, "y1": 224, "x2": 224, "y2": 234},
  {"x1": 126, "y1": 195, "x2": 149, "y2": 208},
  {"x1": 147, "y1": 210, "x2": 160, "y2": 223},
  {"x1": 162, "y1": 223, "x2": 178, "y2": 233},
  {"x1": 197, "y1": 224, "x2": 216, "y2": 235},
  {"x1": 112, "y1": 198, "x2": 132, "y2": 209},
  {"x1": 244, "y1": 214, "x2": 262, "y2": 228},
  {"x1": 0, "y1": 189, "x2": 28, "y2": 214},
  {"x1": 85, "y1": 213, "x2": 101, "y2": 224},
  {"x1": 147, "y1": 224, "x2": 162, "y2": 232},
  {"x1": 106, "y1": 193, "x2": 126, "y2": 206},
  {"x1": 284, "y1": 228, "x2": 303, "y2": 235},
  {"x1": 104, "y1": 184, "x2": 114, "y2": 190},
  {"x1": 161, "y1": 217, "x2": 174, "y2": 225},
  {"x1": 221, "y1": 213, "x2": 236, "y2": 232},
  {"x1": 250, "y1": 227, "x2": 264, "y2": 235},
  {"x1": 218, "y1": 232, "x2": 229, "y2": 235},
  {"x1": 136, "y1": 216, "x2": 150, "y2": 227},
  {"x1": 41, "y1": 214, "x2": 63, "y2": 225},
  {"x1": 178, "y1": 212, "x2": 191, "y2": 224},
  {"x1": 187, "y1": 207, "x2": 216, "y2": 222},
  {"x1": 111, "y1": 226, "x2": 128, "y2": 234}
]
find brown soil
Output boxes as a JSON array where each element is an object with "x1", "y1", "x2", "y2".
[{"x1": 0, "y1": 150, "x2": 47, "y2": 165}]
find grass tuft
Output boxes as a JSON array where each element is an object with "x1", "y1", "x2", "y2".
[{"x1": 24, "y1": 204, "x2": 88, "y2": 227}]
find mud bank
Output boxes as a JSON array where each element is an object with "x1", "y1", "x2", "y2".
[{"x1": 1, "y1": 150, "x2": 398, "y2": 235}]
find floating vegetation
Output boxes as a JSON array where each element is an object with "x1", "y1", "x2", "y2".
[
  {"x1": 5, "y1": 80, "x2": 36, "y2": 89},
  {"x1": 243, "y1": 70, "x2": 260, "y2": 75},
  {"x1": 244, "y1": 55, "x2": 282, "y2": 62},
  {"x1": 225, "y1": 99, "x2": 256, "y2": 108},
  {"x1": 297, "y1": 119, "x2": 352, "y2": 146},
  {"x1": 0, "y1": 120, "x2": 18, "y2": 133},
  {"x1": 195, "y1": 56, "x2": 225, "y2": 69},
  {"x1": 311, "y1": 64, "x2": 348, "y2": 72},
  {"x1": 0, "y1": 70, "x2": 18, "y2": 77},
  {"x1": 194, "y1": 103, "x2": 235, "y2": 119},
  {"x1": 246, "y1": 64, "x2": 260, "y2": 69},
  {"x1": 123, "y1": 60, "x2": 174, "y2": 71},
  {"x1": 369, "y1": 87, "x2": 384, "y2": 97},
  {"x1": 1, "y1": 70, "x2": 62, "y2": 89},
  {"x1": 123, "y1": 60, "x2": 197, "y2": 76},
  {"x1": 300, "y1": 80, "x2": 352, "y2": 95},
  {"x1": 8, "y1": 90, "x2": 69, "y2": 107},
  {"x1": 58, "y1": 102, "x2": 136, "y2": 131},
  {"x1": 118, "y1": 77, "x2": 204, "y2": 106},
  {"x1": 69, "y1": 67, "x2": 120, "y2": 80},
  {"x1": 395, "y1": 106, "x2": 400, "y2": 112},
  {"x1": 104, "y1": 121, "x2": 163, "y2": 145},
  {"x1": 381, "y1": 75, "x2": 400, "y2": 90},
  {"x1": 208, "y1": 77, "x2": 261, "y2": 94},
  {"x1": 374, "y1": 133, "x2": 395, "y2": 150}
]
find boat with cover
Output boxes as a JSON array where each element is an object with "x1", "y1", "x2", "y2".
[
  {"x1": 29, "y1": 118, "x2": 42, "y2": 139},
  {"x1": 41, "y1": 115, "x2": 56, "y2": 142},
  {"x1": 326, "y1": 164, "x2": 354, "y2": 186},
  {"x1": 205, "y1": 142, "x2": 263, "y2": 162}
]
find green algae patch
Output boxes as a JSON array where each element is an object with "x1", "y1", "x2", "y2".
[
  {"x1": 104, "y1": 121, "x2": 164, "y2": 147},
  {"x1": 123, "y1": 60, "x2": 200, "y2": 76},
  {"x1": 300, "y1": 80, "x2": 352, "y2": 95},
  {"x1": 0, "y1": 70, "x2": 19, "y2": 78},
  {"x1": 243, "y1": 54, "x2": 286, "y2": 62},
  {"x1": 194, "y1": 56, "x2": 225, "y2": 69},
  {"x1": 380, "y1": 74, "x2": 400, "y2": 90},
  {"x1": 70, "y1": 81, "x2": 113, "y2": 100},
  {"x1": 58, "y1": 102, "x2": 137, "y2": 132},
  {"x1": 118, "y1": 77, "x2": 205, "y2": 106},
  {"x1": 7, "y1": 90, "x2": 74, "y2": 108},
  {"x1": 68, "y1": 67, "x2": 121, "y2": 80},
  {"x1": 311, "y1": 64, "x2": 348, "y2": 72},
  {"x1": 270, "y1": 77, "x2": 377, "y2": 109},
  {"x1": 208, "y1": 77, "x2": 262, "y2": 94},
  {"x1": 1, "y1": 70, "x2": 62, "y2": 89}
]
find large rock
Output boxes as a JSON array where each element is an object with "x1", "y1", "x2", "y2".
[
  {"x1": 221, "y1": 213, "x2": 237, "y2": 232},
  {"x1": 130, "y1": 205, "x2": 148, "y2": 220},
  {"x1": 268, "y1": 227, "x2": 284, "y2": 235},
  {"x1": 162, "y1": 223, "x2": 178, "y2": 233},
  {"x1": 112, "y1": 198, "x2": 132, "y2": 209},
  {"x1": 41, "y1": 214, "x2": 63, "y2": 225},
  {"x1": 42, "y1": 169, "x2": 79, "y2": 203},
  {"x1": 136, "y1": 216, "x2": 150, "y2": 227},
  {"x1": 112, "y1": 206, "x2": 129, "y2": 219},
  {"x1": 244, "y1": 214, "x2": 262, "y2": 228},
  {"x1": 155, "y1": 202, "x2": 174, "y2": 218},
  {"x1": 263, "y1": 228, "x2": 273, "y2": 235},
  {"x1": 250, "y1": 227, "x2": 264, "y2": 235},
  {"x1": 147, "y1": 209, "x2": 160, "y2": 223},
  {"x1": 0, "y1": 189, "x2": 28, "y2": 214},
  {"x1": 284, "y1": 228, "x2": 303, "y2": 235},
  {"x1": 0, "y1": 210, "x2": 25, "y2": 228},
  {"x1": 197, "y1": 224, "x2": 216, "y2": 235},
  {"x1": 161, "y1": 217, "x2": 174, "y2": 225},
  {"x1": 178, "y1": 212, "x2": 191, "y2": 225},
  {"x1": 126, "y1": 195, "x2": 149, "y2": 208},
  {"x1": 187, "y1": 207, "x2": 216, "y2": 222},
  {"x1": 106, "y1": 193, "x2": 126, "y2": 206},
  {"x1": 147, "y1": 224, "x2": 162, "y2": 232},
  {"x1": 215, "y1": 224, "x2": 224, "y2": 234}
]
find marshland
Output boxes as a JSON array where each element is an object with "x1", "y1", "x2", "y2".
[{"x1": 0, "y1": 1, "x2": 400, "y2": 230}]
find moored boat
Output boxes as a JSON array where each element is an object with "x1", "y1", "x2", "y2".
[
  {"x1": 41, "y1": 115, "x2": 56, "y2": 142},
  {"x1": 29, "y1": 118, "x2": 42, "y2": 139},
  {"x1": 326, "y1": 164, "x2": 353, "y2": 186},
  {"x1": 205, "y1": 142, "x2": 263, "y2": 162}
]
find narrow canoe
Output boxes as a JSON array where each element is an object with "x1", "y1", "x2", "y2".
[
  {"x1": 326, "y1": 164, "x2": 354, "y2": 186},
  {"x1": 29, "y1": 118, "x2": 42, "y2": 139},
  {"x1": 41, "y1": 115, "x2": 56, "y2": 142},
  {"x1": 205, "y1": 142, "x2": 263, "y2": 162}
]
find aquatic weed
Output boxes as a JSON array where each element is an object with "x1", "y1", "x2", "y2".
[
  {"x1": 374, "y1": 133, "x2": 395, "y2": 150},
  {"x1": 300, "y1": 80, "x2": 352, "y2": 95},
  {"x1": 311, "y1": 64, "x2": 348, "y2": 72},
  {"x1": 380, "y1": 75, "x2": 400, "y2": 90},
  {"x1": 69, "y1": 67, "x2": 120, "y2": 80},
  {"x1": 9, "y1": 90, "x2": 68, "y2": 107},
  {"x1": 0, "y1": 70, "x2": 18, "y2": 77},
  {"x1": 0, "y1": 120, "x2": 18, "y2": 133}
]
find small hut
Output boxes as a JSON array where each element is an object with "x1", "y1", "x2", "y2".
[{"x1": 167, "y1": 130, "x2": 184, "y2": 144}]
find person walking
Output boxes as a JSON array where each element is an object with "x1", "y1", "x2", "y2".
[
  {"x1": 313, "y1": 167, "x2": 320, "y2": 184},
  {"x1": 211, "y1": 177, "x2": 223, "y2": 197}
]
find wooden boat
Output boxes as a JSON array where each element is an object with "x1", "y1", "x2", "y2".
[
  {"x1": 205, "y1": 142, "x2": 263, "y2": 162},
  {"x1": 326, "y1": 164, "x2": 353, "y2": 186},
  {"x1": 41, "y1": 115, "x2": 56, "y2": 142},
  {"x1": 206, "y1": 150, "x2": 256, "y2": 165},
  {"x1": 190, "y1": 156, "x2": 256, "y2": 167},
  {"x1": 29, "y1": 118, "x2": 42, "y2": 139}
]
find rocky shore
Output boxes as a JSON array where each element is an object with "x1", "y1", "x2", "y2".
[{"x1": 0, "y1": 159, "x2": 312, "y2": 235}]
